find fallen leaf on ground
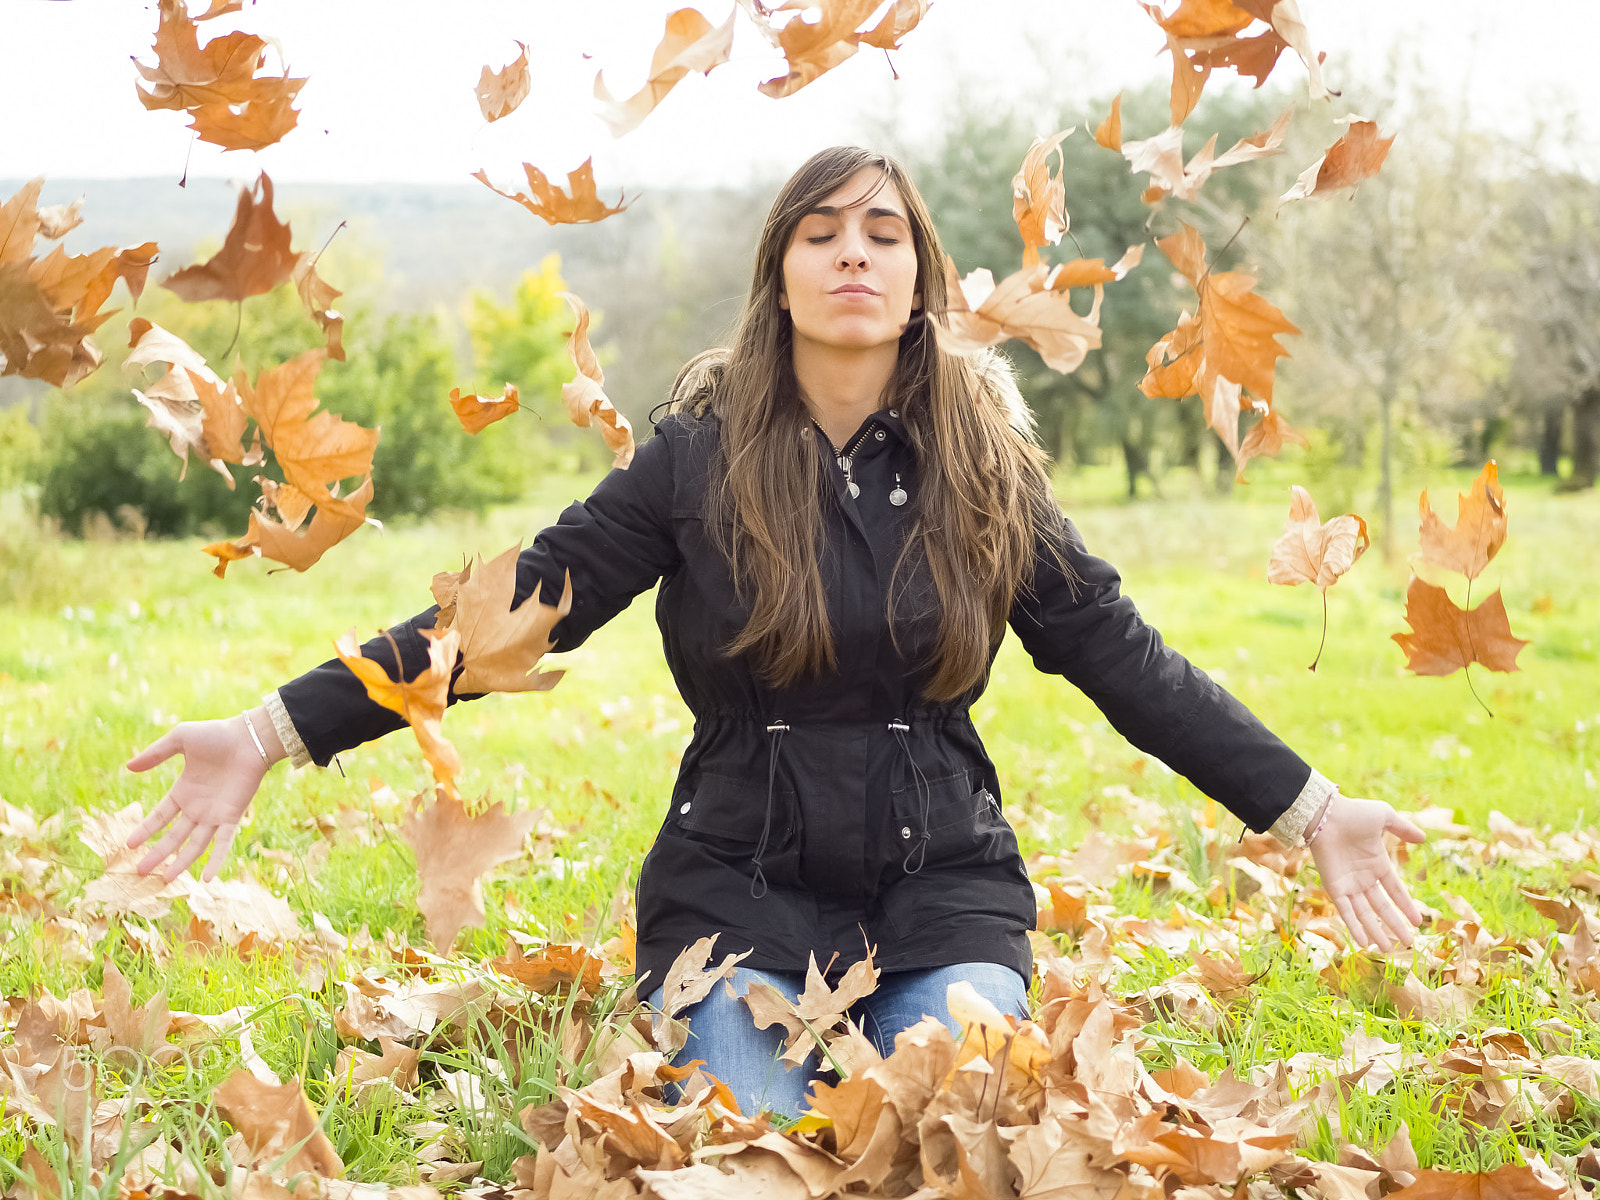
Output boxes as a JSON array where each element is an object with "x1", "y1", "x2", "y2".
[
  {"x1": 213, "y1": 1069, "x2": 343, "y2": 1178},
  {"x1": 398, "y1": 791, "x2": 537, "y2": 951},
  {"x1": 560, "y1": 291, "x2": 636, "y2": 468},
  {"x1": 595, "y1": 8, "x2": 737, "y2": 136}
]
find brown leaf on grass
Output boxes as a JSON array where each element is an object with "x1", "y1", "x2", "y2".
[
  {"x1": 742, "y1": 0, "x2": 929, "y2": 99},
  {"x1": 560, "y1": 291, "x2": 637, "y2": 468},
  {"x1": 938, "y1": 258, "x2": 1103, "y2": 375},
  {"x1": 437, "y1": 542, "x2": 571, "y2": 694},
  {"x1": 1268, "y1": 486, "x2": 1369, "y2": 590},
  {"x1": 1418, "y1": 461, "x2": 1507, "y2": 582},
  {"x1": 335, "y1": 627, "x2": 462, "y2": 797},
  {"x1": 235, "y1": 349, "x2": 378, "y2": 504},
  {"x1": 293, "y1": 256, "x2": 345, "y2": 361},
  {"x1": 476, "y1": 41, "x2": 531, "y2": 122},
  {"x1": 100, "y1": 960, "x2": 176, "y2": 1063},
  {"x1": 473, "y1": 159, "x2": 629, "y2": 225},
  {"x1": 1386, "y1": 973, "x2": 1475, "y2": 1023},
  {"x1": 1005, "y1": 1115, "x2": 1124, "y2": 1200},
  {"x1": 492, "y1": 941, "x2": 603, "y2": 995},
  {"x1": 1093, "y1": 93, "x2": 1123, "y2": 152},
  {"x1": 333, "y1": 1036, "x2": 420, "y2": 1096},
  {"x1": 742, "y1": 949, "x2": 879, "y2": 1066},
  {"x1": 1386, "y1": 1166, "x2": 1565, "y2": 1200},
  {"x1": 1281, "y1": 120, "x2": 1395, "y2": 204},
  {"x1": 1392, "y1": 576, "x2": 1529, "y2": 676},
  {"x1": 398, "y1": 791, "x2": 537, "y2": 950},
  {"x1": 213, "y1": 1069, "x2": 343, "y2": 1178},
  {"x1": 595, "y1": 8, "x2": 737, "y2": 137},
  {"x1": 449, "y1": 383, "x2": 520, "y2": 434},
  {"x1": 133, "y1": 0, "x2": 304, "y2": 151},
  {"x1": 1125, "y1": 108, "x2": 1292, "y2": 203},
  {"x1": 1012, "y1": 129, "x2": 1072, "y2": 268},
  {"x1": 163, "y1": 175, "x2": 302, "y2": 304}
]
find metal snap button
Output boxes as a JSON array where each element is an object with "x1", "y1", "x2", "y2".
[
  {"x1": 679, "y1": 802, "x2": 692, "y2": 815},
  {"x1": 875, "y1": 429, "x2": 886, "y2": 440},
  {"x1": 889, "y1": 408, "x2": 899, "y2": 417},
  {"x1": 900, "y1": 826, "x2": 912, "y2": 839}
]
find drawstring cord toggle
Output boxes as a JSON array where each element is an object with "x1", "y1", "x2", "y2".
[
  {"x1": 890, "y1": 718, "x2": 932, "y2": 874},
  {"x1": 750, "y1": 721, "x2": 789, "y2": 899}
]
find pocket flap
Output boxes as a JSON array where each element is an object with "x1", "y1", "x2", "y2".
[{"x1": 673, "y1": 773, "x2": 791, "y2": 843}]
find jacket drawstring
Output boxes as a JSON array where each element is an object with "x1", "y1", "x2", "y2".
[
  {"x1": 890, "y1": 718, "x2": 932, "y2": 874},
  {"x1": 750, "y1": 720, "x2": 788, "y2": 899}
]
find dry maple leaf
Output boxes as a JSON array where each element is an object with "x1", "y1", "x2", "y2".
[
  {"x1": 492, "y1": 941, "x2": 604, "y2": 995},
  {"x1": 1142, "y1": 0, "x2": 1325, "y2": 126},
  {"x1": 133, "y1": 0, "x2": 305, "y2": 151},
  {"x1": 595, "y1": 8, "x2": 737, "y2": 137},
  {"x1": 937, "y1": 257, "x2": 1104, "y2": 375},
  {"x1": 741, "y1": 0, "x2": 929, "y2": 99},
  {"x1": 1386, "y1": 1166, "x2": 1564, "y2": 1200},
  {"x1": 1236, "y1": 406, "x2": 1308, "y2": 480},
  {"x1": 743, "y1": 948, "x2": 880, "y2": 1066},
  {"x1": 449, "y1": 383, "x2": 520, "y2": 434},
  {"x1": 1050, "y1": 245, "x2": 1144, "y2": 290},
  {"x1": 235, "y1": 349, "x2": 378, "y2": 504},
  {"x1": 1280, "y1": 120, "x2": 1396, "y2": 205},
  {"x1": 292, "y1": 256, "x2": 345, "y2": 361},
  {"x1": 476, "y1": 41, "x2": 531, "y2": 122},
  {"x1": 1124, "y1": 107, "x2": 1292, "y2": 203},
  {"x1": 213, "y1": 1069, "x2": 344, "y2": 1178},
  {"x1": 125, "y1": 320, "x2": 257, "y2": 485},
  {"x1": 206, "y1": 476, "x2": 379, "y2": 578},
  {"x1": 1094, "y1": 93, "x2": 1123, "y2": 152},
  {"x1": 440, "y1": 542, "x2": 572, "y2": 694},
  {"x1": 37, "y1": 197, "x2": 84, "y2": 241},
  {"x1": 163, "y1": 175, "x2": 302, "y2": 304},
  {"x1": 398, "y1": 791, "x2": 537, "y2": 950},
  {"x1": 335, "y1": 626, "x2": 462, "y2": 797},
  {"x1": 473, "y1": 159, "x2": 629, "y2": 226},
  {"x1": 1013, "y1": 129, "x2": 1072, "y2": 268},
  {"x1": 560, "y1": 292, "x2": 637, "y2": 468},
  {"x1": 1418, "y1": 461, "x2": 1507, "y2": 582},
  {"x1": 1267, "y1": 486, "x2": 1368, "y2": 670},
  {"x1": 1392, "y1": 576, "x2": 1529, "y2": 677}
]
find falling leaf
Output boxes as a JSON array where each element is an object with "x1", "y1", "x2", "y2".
[
  {"x1": 1126, "y1": 108, "x2": 1292, "y2": 202},
  {"x1": 741, "y1": 0, "x2": 930, "y2": 99},
  {"x1": 476, "y1": 41, "x2": 531, "y2": 122},
  {"x1": 437, "y1": 543, "x2": 572, "y2": 694},
  {"x1": 1050, "y1": 245, "x2": 1144, "y2": 290},
  {"x1": 1280, "y1": 120, "x2": 1395, "y2": 204},
  {"x1": 595, "y1": 9, "x2": 737, "y2": 137},
  {"x1": 124, "y1": 320, "x2": 251, "y2": 484},
  {"x1": 473, "y1": 159, "x2": 629, "y2": 225},
  {"x1": 1012, "y1": 129, "x2": 1072, "y2": 268},
  {"x1": 335, "y1": 627, "x2": 462, "y2": 797},
  {"x1": 213, "y1": 1069, "x2": 344, "y2": 1178},
  {"x1": 449, "y1": 383, "x2": 520, "y2": 434},
  {"x1": 235, "y1": 349, "x2": 378, "y2": 505},
  {"x1": 1236, "y1": 407, "x2": 1308, "y2": 480},
  {"x1": 1392, "y1": 577, "x2": 1529, "y2": 677},
  {"x1": 937, "y1": 258, "x2": 1104, "y2": 375},
  {"x1": 398, "y1": 791, "x2": 537, "y2": 950},
  {"x1": 1268, "y1": 487, "x2": 1369, "y2": 591},
  {"x1": 207, "y1": 475, "x2": 380, "y2": 578},
  {"x1": 1142, "y1": 0, "x2": 1325, "y2": 126},
  {"x1": 560, "y1": 292, "x2": 636, "y2": 468},
  {"x1": 37, "y1": 198, "x2": 84, "y2": 240},
  {"x1": 1418, "y1": 462, "x2": 1507, "y2": 582},
  {"x1": 1093, "y1": 93, "x2": 1123, "y2": 152},
  {"x1": 163, "y1": 174, "x2": 302, "y2": 304},
  {"x1": 293, "y1": 256, "x2": 345, "y2": 361},
  {"x1": 133, "y1": 0, "x2": 305, "y2": 150}
]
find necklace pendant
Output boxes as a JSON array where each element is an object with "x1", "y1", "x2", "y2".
[
  {"x1": 889, "y1": 486, "x2": 907, "y2": 506},
  {"x1": 847, "y1": 481, "x2": 861, "y2": 499}
]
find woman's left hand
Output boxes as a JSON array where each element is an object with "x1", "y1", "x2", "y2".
[{"x1": 1309, "y1": 793, "x2": 1426, "y2": 951}]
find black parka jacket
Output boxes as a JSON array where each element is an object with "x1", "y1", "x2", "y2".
[{"x1": 279, "y1": 407, "x2": 1311, "y2": 993}]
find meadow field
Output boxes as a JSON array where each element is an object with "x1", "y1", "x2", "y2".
[{"x1": 2, "y1": 458, "x2": 1598, "y2": 1190}]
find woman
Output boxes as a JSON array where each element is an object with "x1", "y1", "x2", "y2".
[{"x1": 124, "y1": 146, "x2": 1425, "y2": 1119}]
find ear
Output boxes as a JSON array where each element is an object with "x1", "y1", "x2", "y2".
[
  {"x1": 911, "y1": 291, "x2": 922, "y2": 311},
  {"x1": 777, "y1": 291, "x2": 789, "y2": 311}
]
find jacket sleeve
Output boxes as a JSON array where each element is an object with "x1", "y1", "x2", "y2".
[
  {"x1": 1007, "y1": 513, "x2": 1312, "y2": 834},
  {"x1": 276, "y1": 421, "x2": 683, "y2": 767}
]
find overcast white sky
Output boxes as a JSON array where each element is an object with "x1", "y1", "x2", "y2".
[{"x1": 2, "y1": 0, "x2": 1597, "y2": 189}]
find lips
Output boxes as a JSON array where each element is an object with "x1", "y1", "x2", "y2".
[{"x1": 830, "y1": 285, "x2": 879, "y2": 295}]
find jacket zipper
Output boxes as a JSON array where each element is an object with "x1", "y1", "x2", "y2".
[{"x1": 812, "y1": 418, "x2": 875, "y2": 499}]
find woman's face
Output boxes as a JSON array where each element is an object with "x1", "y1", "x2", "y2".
[{"x1": 779, "y1": 168, "x2": 922, "y2": 354}]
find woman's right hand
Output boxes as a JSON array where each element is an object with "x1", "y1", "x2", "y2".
[{"x1": 123, "y1": 708, "x2": 283, "y2": 882}]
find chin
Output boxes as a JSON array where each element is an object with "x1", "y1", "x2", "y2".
[{"x1": 801, "y1": 321, "x2": 902, "y2": 351}]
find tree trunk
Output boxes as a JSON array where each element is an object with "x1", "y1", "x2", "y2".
[
  {"x1": 1123, "y1": 438, "x2": 1148, "y2": 499},
  {"x1": 1539, "y1": 404, "x2": 1566, "y2": 476},
  {"x1": 1378, "y1": 384, "x2": 1396, "y2": 560},
  {"x1": 1563, "y1": 387, "x2": 1600, "y2": 491},
  {"x1": 1212, "y1": 430, "x2": 1235, "y2": 495}
]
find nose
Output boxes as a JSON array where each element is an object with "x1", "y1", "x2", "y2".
[{"x1": 837, "y1": 228, "x2": 870, "y2": 270}]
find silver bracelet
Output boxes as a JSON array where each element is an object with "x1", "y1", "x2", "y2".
[{"x1": 241, "y1": 709, "x2": 271, "y2": 767}]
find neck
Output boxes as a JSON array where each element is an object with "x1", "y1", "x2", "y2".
[{"x1": 792, "y1": 331, "x2": 898, "y2": 448}]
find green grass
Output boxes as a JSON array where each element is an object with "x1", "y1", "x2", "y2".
[{"x1": 1, "y1": 457, "x2": 1597, "y2": 1185}]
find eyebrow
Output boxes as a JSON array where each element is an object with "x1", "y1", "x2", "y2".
[{"x1": 805, "y1": 204, "x2": 909, "y2": 222}]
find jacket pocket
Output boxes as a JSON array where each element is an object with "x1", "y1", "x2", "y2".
[
  {"x1": 669, "y1": 772, "x2": 794, "y2": 847},
  {"x1": 889, "y1": 772, "x2": 1010, "y2": 870}
]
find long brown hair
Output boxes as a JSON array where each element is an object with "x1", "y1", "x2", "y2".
[{"x1": 670, "y1": 146, "x2": 1066, "y2": 702}]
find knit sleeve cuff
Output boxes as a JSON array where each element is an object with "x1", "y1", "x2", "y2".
[
  {"x1": 262, "y1": 689, "x2": 312, "y2": 770},
  {"x1": 1267, "y1": 769, "x2": 1337, "y2": 847}
]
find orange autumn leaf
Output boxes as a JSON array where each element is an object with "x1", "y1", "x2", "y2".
[
  {"x1": 335, "y1": 626, "x2": 462, "y2": 798},
  {"x1": 1093, "y1": 93, "x2": 1123, "y2": 152},
  {"x1": 492, "y1": 941, "x2": 604, "y2": 995},
  {"x1": 1392, "y1": 577, "x2": 1529, "y2": 677},
  {"x1": 436, "y1": 542, "x2": 572, "y2": 694},
  {"x1": 1012, "y1": 129, "x2": 1072, "y2": 268},
  {"x1": 1236, "y1": 406, "x2": 1308, "y2": 480},
  {"x1": 124, "y1": 320, "x2": 253, "y2": 484},
  {"x1": 1124, "y1": 108, "x2": 1292, "y2": 203},
  {"x1": 398, "y1": 791, "x2": 537, "y2": 950},
  {"x1": 235, "y1": 349, "x2": 378, "y2": 504},
  {"x1": 1051, "y1": 245, "x2": 1144, "y2": 291},
  {"x1": 937, "y1": 257, "x2": 1103, "y2": 375},
  {"x1": 742, "y1": 0, "x2": 928, "y2": 98},
  {"x1": 163, "y1": 174, "x2": 302, "y2": 304},
  {"x1": 560, "y1": 292, "x2": 636, "y2": 468},
  {"x1": 1386, "y1": 1167, "x2": 1564, "y2": 1200},
  {"x1": 132, "y1": 0, "x2": 305, "y2": 151},
  {"x1": 1281, "y1": 120, "x2": 1395, "y2": 204},
  {"x1": 212, "y1": 1069, "x2": 343, "y2": 1178},
  {"x1": 473, "y1": 159, "x2": 629, "y2": 226},
  {"x1": 1141, "y1": 0, "x2": 1324, "y2": 126},
  {"x1": 476, "y1": 41, "x2": 531, "y2": 123},
  {"x1": 293, "y1": 256, "x2": 345, "y2": 361},
  {"x1": 1268, "y1": 487, "x2": 1369, "y2": 591},
  {"x1": 207, "y1": 476, "x2": 379, "y2": 578},
  {"x1": 449, "y1": 383, "x2": 520, "y2": 434},
  {"x1": 1418, "y1": 462, "x2": 1507, "y2": 582},
  {"x1": 595, "y1": 8, "x2": 738, "y2": 137}
]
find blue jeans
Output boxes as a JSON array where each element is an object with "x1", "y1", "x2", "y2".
[{"x1": 646, "y1": 961, "x2": 1028, "y2": 1119}]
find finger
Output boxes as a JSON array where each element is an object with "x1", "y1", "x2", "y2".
[
  {"x1": 135, "y1": 814, "x2": 196, "y2": 877},
  {"x1": 1386, "y1": 811, "x2": 1427, "y2": 844},
  {"x1": 202, "y1": 824, "x2": 239, "y2": 883},
  {"x1": 126, "y1": 729, "x2": 183, "y2": 773},
  {"x1": 1366, "y1": 884, "x2": 1415, "y2": 949},
  {"x1": 1333, "y1": 893, "x2": 1373, "y2": 951},
  {"x1": 126, "y1": 795, "x2": 179, "y2": 849},
  {"x1": 163, "y1": 826, "x2": 216, "y2": 883},
  {"x1": 1350, "y1": 892, "x2": 1393, "y2": 952},
  {"x1": 1381, "y1": 866, "x2": 1425, "y2": 927}
]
